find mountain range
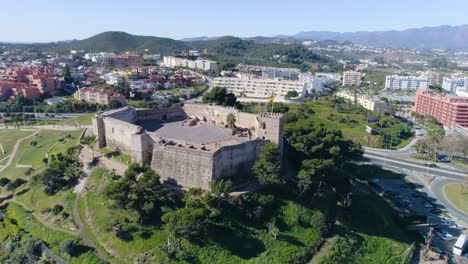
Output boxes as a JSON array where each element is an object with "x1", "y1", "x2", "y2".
[{"x1": 292, "y1": 24, "x2": 468, "y2": 50}]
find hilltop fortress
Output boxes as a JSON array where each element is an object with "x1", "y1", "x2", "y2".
[{"x1": 92, "y1": 103, "x2": 284, "y2": 188}]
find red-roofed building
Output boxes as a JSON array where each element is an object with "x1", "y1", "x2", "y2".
[
  {"x1": 73, "y1": 87, "x2": 127, "y2": 106},
  {"x1": 413, "y1": 90, "x2": 468, "y2": 128}
]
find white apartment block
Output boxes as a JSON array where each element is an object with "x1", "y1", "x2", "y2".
[
  {"x1": 336, "y1": 90, "x2": 388, "y2": 114},
  {"x1": 342, "y1": 71, "x2": 362, "y2": 86},
  {"x1": 261, "y1": 67, "x2": 300, "y2": 80},
  {"x1": 298, "y1": 73, "x2": 324, "y2": 92},
  {"x1": 442, "y1": 77, "x2": 468, "y2": 94},
  {"x1": 385, "y1": 75, "x2": 429, "y2": 90},
  {"x1": 213, "y1": 77, "x2": 307, "y2": 101},
  {"x1": 162, "y1": 56, "x2": 217, "y2": 72}
]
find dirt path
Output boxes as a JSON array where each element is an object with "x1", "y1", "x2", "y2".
[
  {"x1": 310, "y1": 237, "x2": 334, "y2": 263},
  {"x1": 0, "y1": 129, "x2": 39, "y2": 173},
  {"x1": 72, "y1": 194, "x2": 112, "y2": 263}
]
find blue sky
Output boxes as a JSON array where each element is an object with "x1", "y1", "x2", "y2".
[{"x1": 2, "y1": 0, "x2": 467, "y2": 42}]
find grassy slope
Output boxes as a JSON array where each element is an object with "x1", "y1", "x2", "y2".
[
  {"x1": 0, "y1": 130, "x2": 35, "y2": 159},
  {"x1": 444, "y1": 184, "x2": 468, "y2": 213},
  {"x1": 289, "y1": 101, "x2": 411, "y2": 148},
  {"x1": 317, "y1": 189, "x2": 414, "y2": 263},
  {"x1": 1, "y1": 202, "x2": 103, "y2": 263},
  {"x1": 80, "y1": 168, "x2": 411, "y2": 264},
  {"x1": 0, "y1": 129, "x2": 83, "y2": 180},
  {"x1": 0, "y1": 129, "x2": 83, "y2": 232}
]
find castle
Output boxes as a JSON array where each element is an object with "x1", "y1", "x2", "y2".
[{"x1": 92, "y1": 103, "x2": 284, "y2": 188}]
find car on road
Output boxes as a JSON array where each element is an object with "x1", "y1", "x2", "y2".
[
  {"x1": 417, "y1": 133, "x2": 424, "y2": 136},
  {"x1": 411, "y1": 192, "x2": 422, "y2": 197},
  {"x1": 430, "y1": 208, "x2": 442, "y2": 214},
  {"x1": 424, "y1": 163, "x2": 438, "y2": 168},
  {"x1": 370, "y1": 179, "x2": 380, "y2": 183}
]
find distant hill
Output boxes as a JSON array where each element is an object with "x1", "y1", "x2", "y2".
[
  {"x1": 67, "y1": 31, "x2": 189, "y2": 54},
  {"x1": 293, "y1": 24, "x2": 468, "y2": 50},
  {"x1": 0, "y1": 32, "x2": 334, "y2": 70}
]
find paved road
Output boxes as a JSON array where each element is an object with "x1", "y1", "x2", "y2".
[
  {"x1": 364, "y1": 152, "x2": 467, "y2": 180},
  {"x1": 185, "y1": 70, "x2": 214, "y2": 103}
]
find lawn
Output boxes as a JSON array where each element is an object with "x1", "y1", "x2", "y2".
[
  {"x1": 0, "y1": 129, "x2": 35, "y2": 159},
  {"x1": 452, "y1": 159, "x2": 468, "y2": 170},
  {"x1": 0, "y1": 129, "x2": 83, "y2": 180},
  {"x1": 101, "y1": 148, "x2": 133, "y2": 165},
  {"x1": 444, "y1": 184, "x2": 468, "y2": 213},
  {"x1": 1, "y1": 202, "x2": 103, "y2": 263}
]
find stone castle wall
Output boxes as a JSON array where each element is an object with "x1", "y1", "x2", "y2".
[
  {"x1": 136, "y1": 107, "x2": 186, "y2": 122},
  {"x1": 183, "y1": 104, "x2": 284, "y2": 145},
  {"x1": 152, "y1": 143, "x2": 214, "y2": 188},
  {"x1": 93, "y1": 104, "x2": 284, "y2": 188},
  {"x1": 212, "y1": 140, "x2": 265, "y2": 180}
]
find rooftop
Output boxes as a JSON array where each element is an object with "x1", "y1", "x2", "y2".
[{"x1": 140, "y1": 119, "x2": 252, "y2": 151}]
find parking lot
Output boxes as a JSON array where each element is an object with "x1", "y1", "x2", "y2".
[{"x1": 368, "y1": 177, "x2": 467, "y2": 262}]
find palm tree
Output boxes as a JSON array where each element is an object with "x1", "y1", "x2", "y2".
[{"x1": 226, "y1": 113, "x2": 236, "y2": 128}]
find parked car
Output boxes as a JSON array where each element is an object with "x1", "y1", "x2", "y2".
[
  {"x1": 438, "y1": 231, "x2": 454, "y2": 240},
  {"x1": 450, "y1": 224, "x2": 464, "y2": 230}
]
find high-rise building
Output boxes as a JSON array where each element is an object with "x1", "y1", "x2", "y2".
[
  {"x1": 413, "y1": 90, "x2": 468, "y2": 128},
  {"x1": 385, "y1": 75, "x2": 429, "y2": 90},
  {"x1": 342, "y1": 71, "x2": 362, "y2": 86}
]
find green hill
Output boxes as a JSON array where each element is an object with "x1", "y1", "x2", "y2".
[{"x1": 69, "y1": 31, "x2": 189, "y2": 54}]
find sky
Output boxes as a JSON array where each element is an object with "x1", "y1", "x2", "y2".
[{"x1": 1, "y1": 0, "x2": 468, "y2": 42}]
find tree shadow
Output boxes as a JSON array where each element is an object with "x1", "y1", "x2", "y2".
[
  {"x1": 15, "y1": 188, "x2": 30, "y2": 196},
  {"x1": 208, "y1": 224, "x2": 265, "y2": 259},
  {"x1": 277, "y1": 234, "x2": 305, "y2": 247}
]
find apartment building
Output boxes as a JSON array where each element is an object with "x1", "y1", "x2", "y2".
[
  {"x1": 385, "y1": 75, "x2": 429, "y2": 90},
  {"x1": 424, "y1": 71, "x2": 440, "y2": 85},
  {"x1": 298, "y1": 73, "x2": 324, "y2": 92},
  {"x1": 413, "y1": 90, "x2": 468, "y2": 128},
  {"x1": 261, "y1": 67, "x2": 300, "y2": 80},
  {"x1": 74, "y1": 87, "x2": 127, "y2": 106},
  {"x1": 342, "y1": 71, "x2": 362, "y2": 86},
  {"x1": 213, "y1": 77, "x2": 307, "y2": 101},
  {"x1": 442, "y1": 77, "x2": 468, "y2": 94},
  {"x1": 105, "y1": 52, "x2": 144, "y2": 68},
  {"x1": 336, "y1": 90, "x2": 389, "y2": 114},
  {"x1": 162, "y1": 56, "x2": 217, "y2": 72}
]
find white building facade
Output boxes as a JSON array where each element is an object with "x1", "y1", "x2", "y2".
[
  {"x1": 442, "y1": 77, "x2": 468, "y2": 94},
  {"x1": 162, "y1": 56, "x2": 217, "y2": 72},
  {"x1": 342, "y1": 71, "x2": 362, "y2": 86},
  {"x1": 213, "y1": 77, "x2": 307, "y2": 101},
  {"x1": 385, "y1": 75, "x2": 429, "y2": 90}
]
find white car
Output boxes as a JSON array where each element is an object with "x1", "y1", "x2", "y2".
[
  {"x1": 438, "y1": 231, "x2": 454, "y2": 240},
  {"x1": 424, "y1": 202, "x2": 434, "y2": 208},
  {"x1": 441, "y1": 220, "x2": 455, "y2": 225},
  {"x1": 370, "y1": 179, "x2": 380, "y2": 183},
  {"x1": 450, "y1": 224, "x2": 464, "y2": 230}
]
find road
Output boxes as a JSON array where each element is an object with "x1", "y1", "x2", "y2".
[{"x1": 185, "y1": 70, "x2": 214, "y2": 103}]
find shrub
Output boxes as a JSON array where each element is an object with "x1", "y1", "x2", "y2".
[
  {"x1": 24, "y1": 168, "x2": 34, "y2": 176},
  {"x1": 0, "y1": 177, "x2": 10, "y2": 187},
  {"x1": 6, "y1": 178, "x2": 27, "y2": 191},
  {"x1": 52, "y1": 204, "x2": 64, "y2": 215},
  {"x1": 282, "y1": 201, "x2": 301, "y2": 227},
  {"x1": 62, "y1": 212, "x2": 70, "y2": 219},
  {"x1": 310, "y1": 211, "x2": 329, "y2": 236},
  {"x1": 41, "y1": 208, "x2": 52, "y2": 214},
  {"x1": 60, "y1": 238, "x2": 79, "y2": 256}
]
